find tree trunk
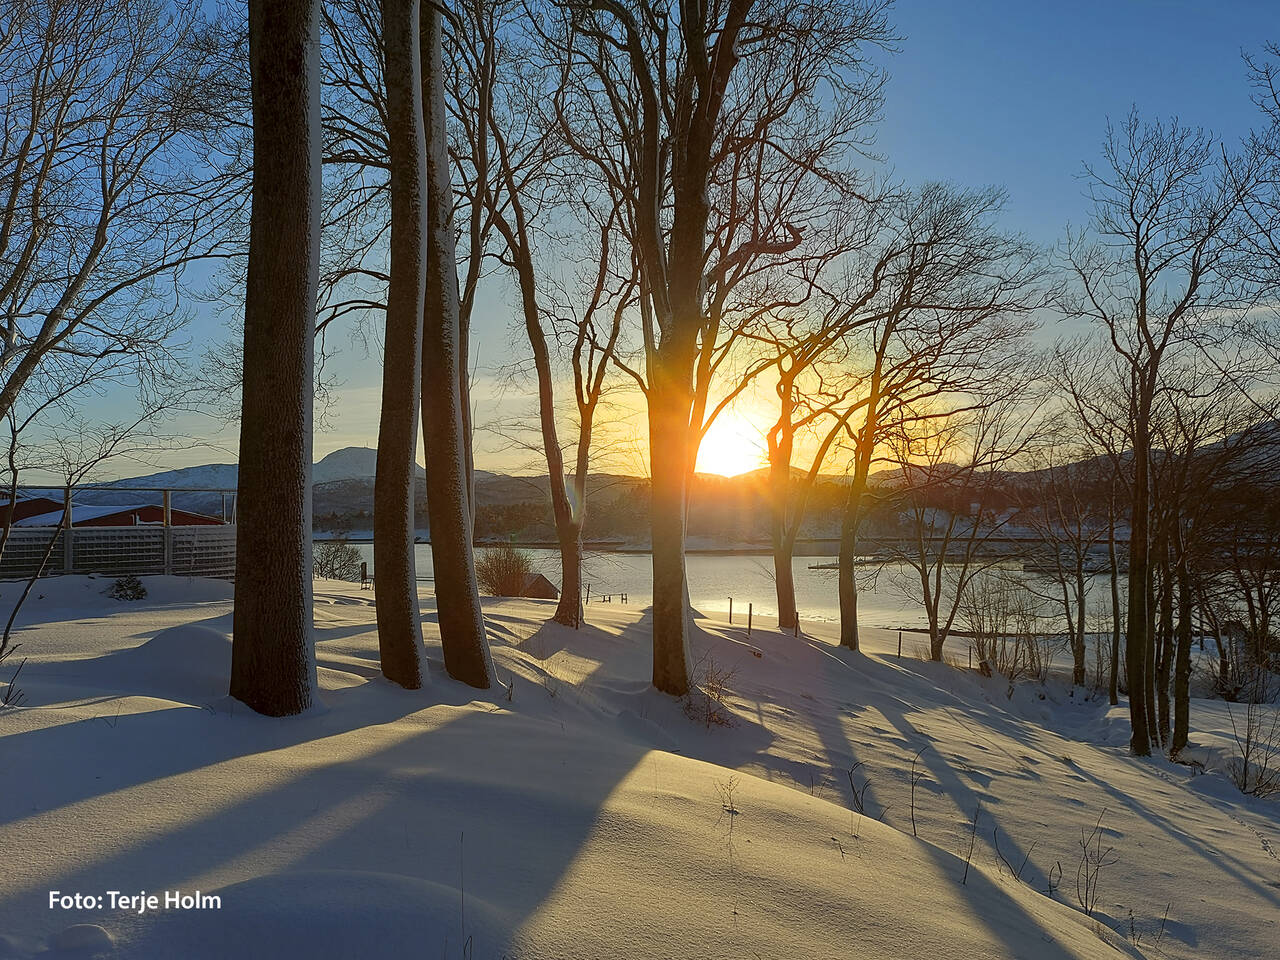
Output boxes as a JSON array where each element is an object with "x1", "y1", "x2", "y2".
[
  {"x1": 1072, "y1": 564, "x2": 1088, "y2": 687},
  {"x1": 1171, "y1": 554, "x2": 1193, "y2": 756},
  {"x1": 420, "y1": 4, "x2": 492, "y2": 688},
  {"x1": 774, "y1": 534, "x2": 798, "y2": 631},
  {"x1": 230, "y1": 0, "x2": 320, "y2": 717},
  {"x1": 837, "y1": 509, "x2": 860, "y2": 651},
  {"x1": 555, "y1": 523, "x2": 584, "y2": 626},
  {"x1": 373, "y1": 0, "x2": 426, "y2": 689},
  {"x1": 1108, "y1": 509, "x2": 1121, "y2": 705},
  {"x1": 1145, "y1": 557, "x2": 1160, "y2": 747},
  {"x1": 838, "y1": 464, "x2": 873, "y2": 651},
  {"x1": 1125, "y1": 404, "x2": 1152, "y2": 755},
  {"x1": 648, "y1": 343, "x2": 694, "y2": 696},
  {"x1": 497, "y1": 192, "x2": 579, "y2": 629},
  {"x1": 768, "y1": 394, "x2": 799, "y2": 631},
  {"x1": 1156, "y1": 551, "x2": 1173, "y2": 745}
]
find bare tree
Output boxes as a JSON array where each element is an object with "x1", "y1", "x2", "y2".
[
  {"x1": 883, "y1": 398, "x2": 1037, "y2": 662},
  {"x1": 1016, "y1": 429, "x2": 1111, "y2": 687},
  {"x1": 553, "y1": 0, "x2": 894, "y2": 694},
  {"x1": 230, "y1": 0, "x2": 322, "y2": 716},
  {"x1": 830, "y1": 185, "x2": 1043, "y2": 651},
  {"x1": 0, "y1": 0, "x2": 241, "y2": 427},
  {"x1": 1060, "y1": 111, "x2": 1263, "y2": 755}
]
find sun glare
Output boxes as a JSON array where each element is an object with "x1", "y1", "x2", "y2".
[{"x1": 695, "y1": 416, "x2": 767, "y2": 477}]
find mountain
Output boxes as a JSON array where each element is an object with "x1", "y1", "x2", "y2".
[
  {"x1": 313, "y1": 446, "x2": 426, "y2": 485},
  {"x1": 84, "y1": 447, "x2": 425, "y2": 494}
]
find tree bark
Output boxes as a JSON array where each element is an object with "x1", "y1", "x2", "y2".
[
  {"x1": 230, "y1": 0, "x2": 321, "y2": 717},
  {"x1": 648, "y1": 340, "x2": 695, "y2": 696},
  {"x1": 373, "y1": 0, "x2": 427, "y2": 689},
  {"x1": 420, "y1": 3, "x2": 492, "y2": 688},
  {"x1": 837, "y1": 493, "x2": 863, "y2": 651}
]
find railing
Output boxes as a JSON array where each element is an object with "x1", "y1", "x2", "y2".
[
  {"x1": 0, "y1": 483, "x2": 239, "y2": 579},
  {"x1": 0, "y1": 525, "x2": 237, "y2": 579}
]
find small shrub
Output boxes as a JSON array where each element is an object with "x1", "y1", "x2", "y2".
[
  {"x1": 960, "y1": 576, "x2": 1047, "y2": 682},
  {"x1": 313, "y1": 537, "x2": 363, "y2": 581},
  {"x1": 684, "y1": 651, "x2": 737, "y2": 727},
  {"x1": 1225, "y1": 695, "x2": 1280, "y2": 798},
  {"x1": 107, "y1": 575, "x2": 146, "y2": 601},
  {"x1": 0, "y1": 646, "x2": 26, "y2": 709},
  {"x1": 1075, "y1": 809, "x2": 1118, "y2": 917},
  {"x1": 475, "y1": 544, "x2": 535, "y2": 597}
]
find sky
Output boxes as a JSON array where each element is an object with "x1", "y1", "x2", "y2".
[{"x1": 81, "y1": 0, "x2": 1280, "y2": 480}]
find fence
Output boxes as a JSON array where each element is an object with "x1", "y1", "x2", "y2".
[
  {"x1": 0, "y1": 525, "x2": 238, "y2": 579},
  {"x1": 0, "y1": 484, "x2": 239, "y2": 580}
]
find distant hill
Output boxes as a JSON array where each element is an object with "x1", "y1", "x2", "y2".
[{"x1": 313, "y1": 446, "x2": 426, "y2": 485}]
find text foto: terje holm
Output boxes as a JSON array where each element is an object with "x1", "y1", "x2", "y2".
[{"x1": 49, "y1": 890, "x2": 222, "y2": 914}]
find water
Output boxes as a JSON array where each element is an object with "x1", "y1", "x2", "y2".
[{"x1": 346, "y1": 544, "x2": 933, "y2": 628}]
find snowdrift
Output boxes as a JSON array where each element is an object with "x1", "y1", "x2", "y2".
[{"x1": 0, "y1": 576, "x2": 1273, "y2": 959}]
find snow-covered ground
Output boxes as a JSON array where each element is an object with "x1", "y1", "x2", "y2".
[{"x1": 0, "y1": 576, "x2": 1275, "y2": 959}]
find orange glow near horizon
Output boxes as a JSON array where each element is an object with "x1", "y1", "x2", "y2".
[{"x1": 695, "y1": 413, "x2": 768, "y2": 477}]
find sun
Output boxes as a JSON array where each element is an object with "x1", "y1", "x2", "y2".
[{"x1": 695, "y1": 415, "x2": 767, "y2": 477}]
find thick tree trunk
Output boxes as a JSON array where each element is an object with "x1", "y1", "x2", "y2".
[
  {"x1": 555, "y1": 524, "x2": 584, "y2": 626},
  {"x1": 837, "y1": 510, "x2": 861, "y2": 651},
  {"x1": 230, "y1": 0, "x2": 320, "y2": 717},
  {"x1": 648, "y1": 349, "x2": 694, "y2": 696},
  {"x1": 420, "y1": 4, "x2": 492, "y2": 688},
  {"x1": 373, "y1": 0, "x2": 427, "y2": 689},
  {"x1": 774, "y1": 535, "x2": 798, "y2": 631}
]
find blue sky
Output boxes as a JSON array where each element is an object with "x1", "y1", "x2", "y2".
[
  {"x1": 87, "y1": 0, "x2": 1280, "y2": 478},
  {"x1": 875, "y1": 0, "x2": 1273, "y2": 241}
]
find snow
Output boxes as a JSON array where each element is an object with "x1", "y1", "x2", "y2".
[
  {"x1": 0, "y1": 576, "x2": 1274, "y2": 958},
  {"x1": 12, "y1": 504, "x2": 152, "y2": 527}
]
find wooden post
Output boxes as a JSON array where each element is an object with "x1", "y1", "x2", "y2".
[
  {"x1": 62, "y1": 485, "x2": 73, "y2": 574},
  {"x1": 748, "y1": 603, "x2": 753, "y2": 636},
  {"x1": 728, "y1": 597, "x2": 733, "y2": 624},
  {"x1": 969, "y1": 646, "x2": 973, "y2": 669},
  {"x1": 794, "y1": 612, "x2": 800, "y2": 638},
  {"x1": 897, "y1": 630, "x2": 902, "y2": 659},
  {"x1": 163, "y1": 489, "x2": 173, "y2": 575},
  {"x1": 585, "y1": 584, "x2": 591, "y2": 605}
]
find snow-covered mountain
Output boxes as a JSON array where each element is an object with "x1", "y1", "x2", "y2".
[
  {"x1": 312, "y1": 446, "x2": 426, "y2": 485},
  {"x1": 87, "y1": 446, "x2": 426, "y2": 493}
]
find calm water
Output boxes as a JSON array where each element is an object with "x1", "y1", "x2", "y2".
[{"x1": 347, "y1": 544, "x2": 937, "y2": 628}]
